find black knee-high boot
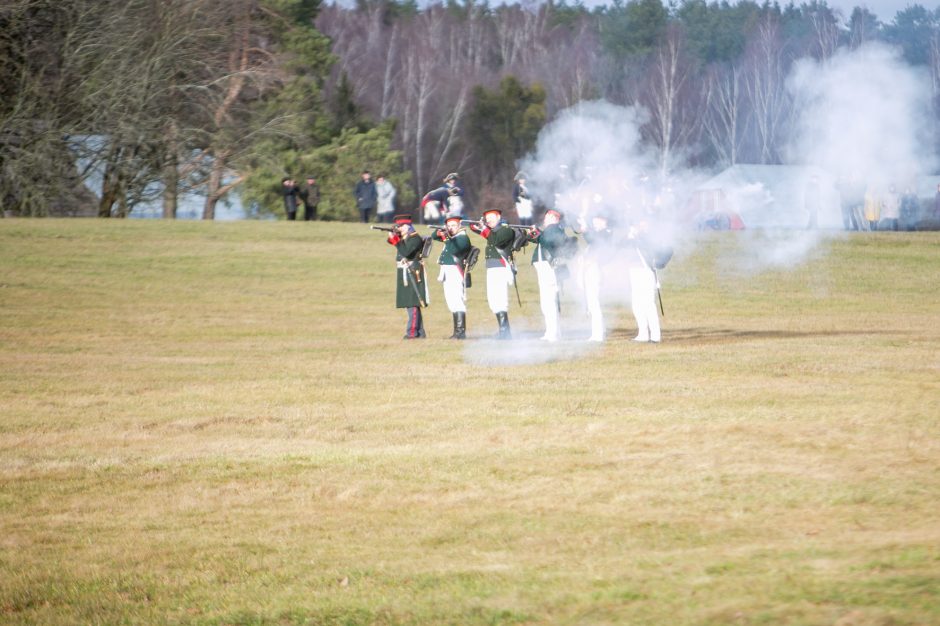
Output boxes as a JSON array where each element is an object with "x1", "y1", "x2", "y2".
[
  {"x1": 452, "y1": 312, "x2": 466, "y2": 340},
  {"x1": 495, "y1": 311, "x2": 511, "y2": 340}
]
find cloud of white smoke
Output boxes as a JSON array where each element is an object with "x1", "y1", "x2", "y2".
[
  {"x1": 786, "y1": 41, "x2": 937, "y2": 190},
  {"x1": 462, "y1": 47, "x2": 937, "y2": 361}
]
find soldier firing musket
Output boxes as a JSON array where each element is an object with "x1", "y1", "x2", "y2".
[
  {"x1": 627, "y1": 219, "x2": 672, "y2": 344},
  {"x1": 382, "y1": 214, "x2": 429, "y2": 339},
  {"x1": 461, "y1": 218, "x2": 528, "y2": 308},
  {"x1": 578, "y1": 212, "x2": 614, "y2": 342},
  {"x1": 526, "y1": 208, "x2": 573, "y2": 342},
  {"x1": 467, "y1": 208, "x2": 516, "y2": 340},
  {"x1": 427, "y1": 216, "x2": 476, "y2": 339}
]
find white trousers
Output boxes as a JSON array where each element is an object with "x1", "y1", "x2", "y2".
[
  {"x1": 533, "y1": 260, "x2": 560, "y2": 340},
  {"x1": 438, "y1": 265, "x2": 466, "y2": 313},
  {"x1": 486, "y1": 265, "x2": 513, "y2": 314},
  {"x1": 584, "y1": 260, "x2": 604, "y2": 341},
  {"x1": 630, "y1": 266, "x2": 661, "y2": 342}
]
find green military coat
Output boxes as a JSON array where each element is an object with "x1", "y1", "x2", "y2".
[
  {"x1": 438, "y1": 229, "x2": 472, "y2": 266},
  {"x1": 528, "y1": 223, "x2": 567, "y2": 264},
  {"x1": 394, "y1": 232, "x2": 427, "y2": 308},
  {"x1": 484, "y1": 224, "x2": 516, "y2": 268}
]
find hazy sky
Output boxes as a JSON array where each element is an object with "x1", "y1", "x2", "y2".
[
  {"x1": 571, "y1": 0, "x2": 929, "y2": 23},
  {"x1": 821, "y1": 1, "x2": 931, "y2": 22}
]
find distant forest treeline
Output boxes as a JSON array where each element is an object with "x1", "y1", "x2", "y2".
[{"x1": 2, "y1": 0, "x2": 939, "y2": 218}]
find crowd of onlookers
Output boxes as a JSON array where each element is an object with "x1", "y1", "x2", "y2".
[
  {"x1": 279, "y1": 170, "x2": 940, "y2": 231},
  {"x1": 279, "y1": 176, "x2": 320, "y2": 221},
  {"x1": 281, "y1": 171, "x2": 400, "y2": 223},
  {"x1": 845, "y1": 183, "x2": 940, "y2": 231}
]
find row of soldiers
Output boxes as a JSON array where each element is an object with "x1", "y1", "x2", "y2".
[{"x1": 382, "y1": 207, "x2": 667, "y2": 343}]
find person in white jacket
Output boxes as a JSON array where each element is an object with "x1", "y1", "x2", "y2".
[{"x1": 375, "y1": 175, "x2": 397, "y2": 223}]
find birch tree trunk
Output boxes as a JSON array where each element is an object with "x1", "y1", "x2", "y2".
[
  {"x1": 743, "y1": 17, "x2": 790, "y2": 165},
  {"x1": 703, "y1": 64, "x2": 747, "y2": 167},
  {"x1": 643, "y1": 27, "x2": 698, "y2": 178}
]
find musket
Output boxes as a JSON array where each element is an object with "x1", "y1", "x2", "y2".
[
  {"x1": 370, "y1": 225, "x2": 395, "y2": 233},
  {"x1": 460, "y1": 219, "x2": 534, "y2": 231},
  {"x1": 653, "y1": 269, "x2": 665, "y2": 317},
  {"x1": 498, "y1": 250, "x2": 523, "y2": 308}
]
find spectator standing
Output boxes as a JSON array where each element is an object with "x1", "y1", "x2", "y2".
[
  {"x1": 299, "y1": 176, "x2": 320, "y2": 221},
  {"x1": 281, "y1": 177, "x2": 300, "y2": 221},
  {"x1": 863, "y1": 186, "x2": 880, "y2": 231},
  {"x1": 354, "y1": 171, "x2": 377, "y2": 223},
  {"x1": 900, "y1": 188, "x2": 919, "y2": 231},
  {"x1": 881, "y1": 185, "x2": 900, "y2": 231},
  {"x1": 375, "y1": 175, "x2": 397, "y2": 223}
]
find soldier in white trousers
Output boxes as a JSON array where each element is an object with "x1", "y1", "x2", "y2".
[
  {"x1": 431, "y1": 216, "x2": 474, "y2": 339},
  {"x1": 628, "y1": 221, "x2": 661, "y2": 343},
  {"x1": 469, "y1": 208, "x2": 516, "y2": 339},
  {"x1": 527, "y1": 209, "x2": 567, "y2": 341},
  {"x1": 579, "y1": 213, "x2": 613, "y2": 342}
]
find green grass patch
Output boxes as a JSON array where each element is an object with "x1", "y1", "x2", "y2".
[{"x1": 1, "y1": 220, "x2": 939, "y2": 624}]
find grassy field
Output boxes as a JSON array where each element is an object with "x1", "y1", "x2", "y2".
[{"x1": 1, "y1": 219, "x2": 938, "y2": 625}]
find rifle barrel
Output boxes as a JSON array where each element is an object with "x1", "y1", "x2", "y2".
[{"x1": 460, "y1": 219, "x2": 532, "y2": 230}]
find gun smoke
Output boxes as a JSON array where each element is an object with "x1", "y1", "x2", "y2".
[{"x1": 463, "y1": 43, "x2": 937, "y2": 363}]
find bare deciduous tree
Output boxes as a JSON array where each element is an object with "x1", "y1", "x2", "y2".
[
  {"x1": 641, "y1": 25, "x2": 701, "y2": 176},
  {"x1": 742, "y1": 15, "x2": 792, "y2": 164},
  {"x1": 702, "y1": 63, "x2": 748, "y2": 167}
]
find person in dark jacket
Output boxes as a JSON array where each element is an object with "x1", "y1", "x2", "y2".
[
  {"x1": 386, "y1": 214, "x2": 428, "y2": 339},
  {"x1": 354, "y1": 171, "x2": 377, "y2": 223},
  {"x1": 281, "y1": 177, "x2": 300, "y2": 220},
  {"x1": 299, "y1": 176, "x2": 320, "y2": 221}
]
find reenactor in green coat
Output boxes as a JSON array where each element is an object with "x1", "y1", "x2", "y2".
[
  {"x1": 527, "y1": 208, "x2": 567, "y2": 341},
  {"x1": 386, "y1": 214, "x2": 428, "y2": 339},
  {"x1": 430, "y1": 215, "x2": 474, "y2": 339},
  {"x1": 469, "y1": 208, "x2": 516, "y2": 339}
]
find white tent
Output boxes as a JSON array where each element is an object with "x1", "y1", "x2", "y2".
[{"x1": 693, "y1": 164, "x2": 842, "y2": 229}]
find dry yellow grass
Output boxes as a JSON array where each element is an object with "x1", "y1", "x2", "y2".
[{"x1": 1, "y1": 219, "x2": 938, "y2": 625}]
